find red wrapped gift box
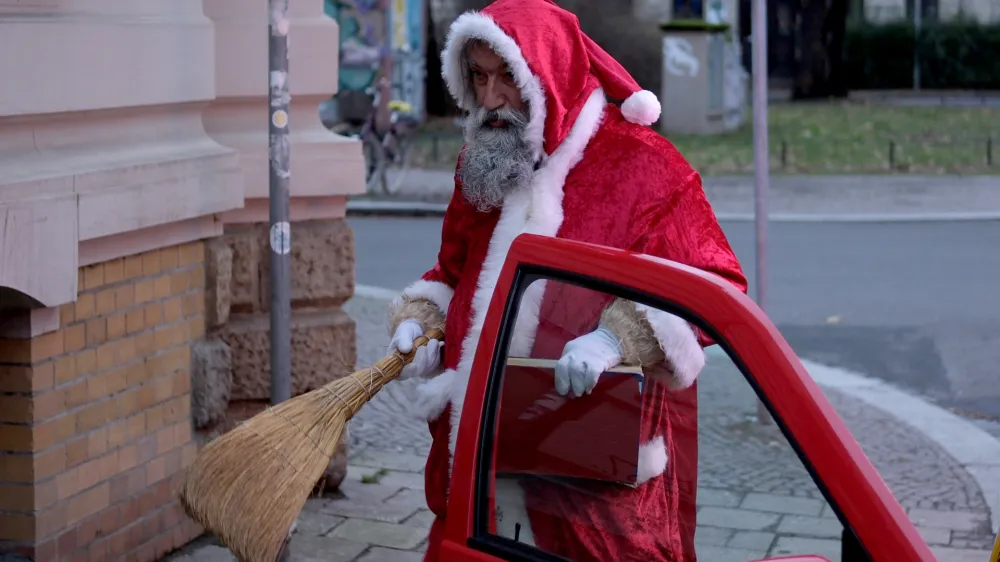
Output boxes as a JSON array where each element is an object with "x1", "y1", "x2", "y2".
[{"x1": 494, "y1": 357, "x2": 645, "y2": 487}]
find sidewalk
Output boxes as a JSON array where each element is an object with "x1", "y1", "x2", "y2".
[
  {"x1": 170, "y1": 291, "x2": 998, "y2": 562},
  {"x1": 348, "y1": 170, "x2": 1000, "y2": 218}
]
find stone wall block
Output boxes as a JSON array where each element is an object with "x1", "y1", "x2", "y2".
[
  {"x1": 191, "y1": 338, "x2": 234, "y2": 429},
  {"x1": 223, "y1": 226, "x2": 261, "y2": 313},
  {"x1": 256, "y1": 219, "x2": 356, "y2": 312},
  {"x1": 222, "y1": 310, "x2": 357, "y2": 401},
  {"x1": 205, "y1": 238, "x2": 234, "y2": 330}
]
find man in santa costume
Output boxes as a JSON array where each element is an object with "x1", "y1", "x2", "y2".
[{"x1": 385, "y1": 0, "x2": 747, "y2": 560}]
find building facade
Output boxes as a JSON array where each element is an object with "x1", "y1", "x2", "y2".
[{"x1": 0, "y1": 1, "x2": 364, "y2": 560}]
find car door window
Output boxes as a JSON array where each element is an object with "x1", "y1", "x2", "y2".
[{"x1": 468, "y1": 273, "x2": 854, "y2": 562}]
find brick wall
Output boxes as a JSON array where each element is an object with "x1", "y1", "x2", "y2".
[{"x1": 0, "y1": 241, "x2": 208, "y2": 561}]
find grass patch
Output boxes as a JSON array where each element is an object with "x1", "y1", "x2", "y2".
[
  {"x1": 407, "y1": 101, "x2": 1000, "y2": 175},
  {"x1": 360, "y1": 468, "x2": 389, "y2": 484}
]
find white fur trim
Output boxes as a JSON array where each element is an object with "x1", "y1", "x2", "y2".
[
  {"x1": 441, "y1": 11, "x2": 548, "y2": 161},
  {"x1": 634, "y1": 303, "x2": 705, "y2": 390},
  {"x1": 636, "y1": 435, "x2": 668, "y2": 484},
  {"x1": 621, "y1": 90, "x2": 661, "y2": 126},
  {"x1": 407, "y1": 368, "x2": 456, "y2": 422},
  {"x1": 395, "y1": 279, "x2": 455, "y2": 315}
]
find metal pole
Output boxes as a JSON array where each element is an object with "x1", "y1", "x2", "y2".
[
  {"x1": 913, "y1": 0, "x2": 922, "y2": 90},
  {"x1": 751, "y1": 0, "x2": 773, "y2": 425},
  {"x1": 268, "y1": 0, "x2": 292, "y2": 405}
]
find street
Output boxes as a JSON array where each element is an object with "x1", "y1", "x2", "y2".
[{"x1": 348, "y1": 216, "x2": 1000, "y2": 421}]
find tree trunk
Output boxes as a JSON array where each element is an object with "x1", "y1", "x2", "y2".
[{"x1": 791, "y1": 0, "x2": 850, "y2": 99}]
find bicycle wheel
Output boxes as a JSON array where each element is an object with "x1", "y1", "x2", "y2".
[
  {"x1": 361, "y1": 134, "x2": 386, "y2": 195},
  {"x1": 383, "y1": 131, "x2": 415, "y2": 196}
]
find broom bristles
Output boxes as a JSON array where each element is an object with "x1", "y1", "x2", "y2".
[{"x1": 179, "y1": 328, "x2": 444, "y2": 562}]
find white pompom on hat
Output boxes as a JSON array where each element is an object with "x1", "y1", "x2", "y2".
[{"x1": 580, "y1": 32, "x2": 662, "y2": 126}]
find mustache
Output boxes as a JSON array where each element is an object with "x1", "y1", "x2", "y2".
[{"x1": 469, "y1": 105, "x2": 529, "y2": 130}]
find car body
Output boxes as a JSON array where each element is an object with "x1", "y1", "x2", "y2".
[{"x1": 434, "y1": 233, "x2": 949, "y2": 562}]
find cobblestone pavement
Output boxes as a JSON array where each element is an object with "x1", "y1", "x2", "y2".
[{"x1": 170, "y1": 294, "x2": 997, "y2": 562}]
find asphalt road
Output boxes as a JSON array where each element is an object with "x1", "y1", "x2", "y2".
[{"x1": 347, "y1": 216, "x2": 1000, "y2": 420}]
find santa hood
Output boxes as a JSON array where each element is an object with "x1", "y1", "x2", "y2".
[{"x1": 441, "y1": 0, "x2": 661, "y2": 161}]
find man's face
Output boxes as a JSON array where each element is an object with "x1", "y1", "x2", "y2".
[
  {"x1": 458, "y1": 42, "x2": 535, "y2": 213},
  {"x1": 467, "y1": 42, "x2": 526, "y2": 115}
]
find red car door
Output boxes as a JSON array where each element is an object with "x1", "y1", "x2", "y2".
[{"x1": 436, "y1": 233, "x2": 936, "y2": 562}]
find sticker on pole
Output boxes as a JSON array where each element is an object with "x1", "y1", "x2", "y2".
[
  {"x1": 272, "y1": 109, "x2": 288, "y2": 129},
  {"x1": 270, "y1": 222, "x2": 291, "y2": 255}
]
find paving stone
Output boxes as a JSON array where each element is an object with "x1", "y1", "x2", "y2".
[
  {"x1": 314, "y1": 479, "x2": 420, "y2": 522},
  {"x1": 949, "y1": 529, "x2": 996, "y2": 550},
  {"x1": 352, "y1": 451, "x2": 427, "y2": 473},
  {"x1": 728, "y1": 530, "x2": 776, "y2": 551},
  {"x1": 347, "y1": 466, "x2": 426, "y2": 490},
  {"x1": 355, "y1": 547, "x2": 425, "y2": 562},
  {"x1": 385, "y1": 488, "x2": 429, "y2": 510},
  {"x1": 321, "y1": 499, "x2": 421, "y2": 524},
  {"x1": 338, "y1": 479, "x2": 404, "y2": 502},
  {"x1": 916, "y1": 526, "x2": 953, "y2": 546},
  {"x1": 694, "y1": 545, "x2": 768, "y2": 562},
  {"x1": 908, "y1": 509, "x2": 990, "y2": 532},
  {"x1": 819, "y1": 504, "x2": 840, "y2": 520},
  {"x1": 740, "y1": 492, "x2": 825, "y2": 517},
  {"x1": 930, "y1": 546, "x2": 995, "y2": 562},
  {"x1": 403, "y1": 509, "x2": 437, "y2": 530},
  {"x1": 770, "y1": 536, "x2": 842, "y2": 561},
  {"x1": 693, "y1": 526, "x2": 733, "y2": 548},
  {"x1": 170, "y1": 546, "x2": 236, "y2": 562},
  {"x1": 698, "y1": 488, "x2": 743, "y2": 508},
  {"x1": 329, "y1": 519, "x2": 428, "y2": 550},
  {"x1": 294, "y1": 512, "x2": 346, "y2": 537},
  {"x1": 381, "y1": 471, "x2": 427, "y2": 490},
  {"x1": 776, "y1": 514, "x2": 842, "y2": 539},
  {"x1": 698, "y1": 507, "x2": 781, "y2": 531},
  {"x1": 285, "y1": 535, "x2": 369, "y2": 562}
]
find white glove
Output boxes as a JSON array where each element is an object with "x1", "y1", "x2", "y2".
[
  {"x1": 390, "y1": 319, "x2": 443, "y2": 381},
  {"x1": 554, "y1": 325, "x2": 623, "y2": 398}
]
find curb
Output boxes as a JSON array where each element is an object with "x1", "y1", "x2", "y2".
[
  {"x1": 355, "y1": 284, "x2": 402, "y2": 301},
  {"x1": 347, "y1": 200, "x2": 450, "y2": 216},
  {"x1": 355, "y1": 289, "x2": 999, "y2": 534},
  {"x1": 347, "y1": 200, "x2": 1000, "y2": 223}
]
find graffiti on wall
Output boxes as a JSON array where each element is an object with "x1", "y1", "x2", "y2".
[
  {"x1": 663, "y1": 37, "x2": 700, "y2": 77},
  {"x1": 325, "y1": 0, "x2": 426, "y2": 121},
  {"x1": 389, "y1": 0, "x2": 426, "y2": 121},
  {"x1": 326, "y1": 0, "x2": 388, "y2": 93}
]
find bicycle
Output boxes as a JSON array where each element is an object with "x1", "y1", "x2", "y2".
[{"x1": 332, "y1": 80, "x2": 419, "y2": 196}]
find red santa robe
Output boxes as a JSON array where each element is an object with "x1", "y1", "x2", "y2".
[{"x1": 390, "y1": 1, "x2": 748, "y2": 560}]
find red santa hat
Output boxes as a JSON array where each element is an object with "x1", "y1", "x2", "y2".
[{"x1": 441, "y1": 0, "x2": 661, "y2": 160}]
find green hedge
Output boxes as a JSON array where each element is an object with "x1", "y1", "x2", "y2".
[{"x1": 844, "y1": 19, "x2": 1000, "y2": 89}]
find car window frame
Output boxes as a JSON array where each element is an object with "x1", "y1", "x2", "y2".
[{"x1": 440, "y1": 233, "x2": 936, "y2": 562}]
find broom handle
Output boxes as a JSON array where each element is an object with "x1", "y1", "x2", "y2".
[{"x1": 395, "y1": 327, "x2": 445, "y2": 364}]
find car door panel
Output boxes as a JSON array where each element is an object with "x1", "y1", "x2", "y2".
[{"x1": 439, "y1": 233, "x2": 935, "y2": 562}]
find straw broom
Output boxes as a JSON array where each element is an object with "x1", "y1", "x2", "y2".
[{"x1": 179, "y1": 327, "x2": 444, "y2": 562}]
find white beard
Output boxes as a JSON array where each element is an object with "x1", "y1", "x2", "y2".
[{"x1": 458, "y1": 105, "x2": 536, "y2": 212}]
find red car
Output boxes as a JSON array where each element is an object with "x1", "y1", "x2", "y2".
[{"x1": 431, "y1": 233, "x2": 966, "y2": 562}]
